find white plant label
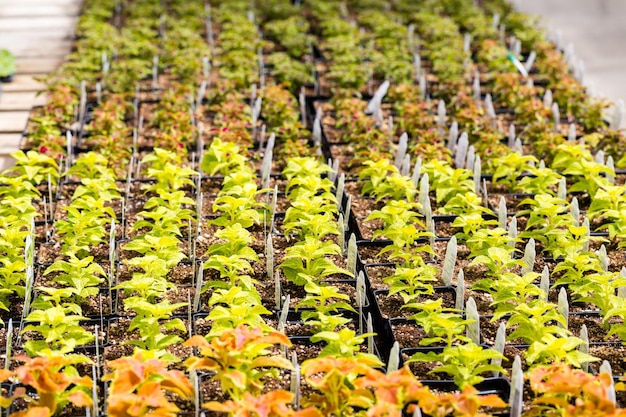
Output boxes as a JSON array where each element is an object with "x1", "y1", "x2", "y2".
[
  {"x1": 465, "y1": 297, "x2": 480, "y2": 344},
  {"x1": 441, "y1": 236, "x2": 457, "y2": 286},
  {"x1": 455, "y1": 269, "x2": 465, "y2": 310},
  {"x1": 387, "y1": 341, "x2": 400, "y2": 374}
]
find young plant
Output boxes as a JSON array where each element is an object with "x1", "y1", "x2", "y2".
[
  {"x1": 206, "y1": 287, "x2": 272, "y2": 334},
  {"x1": 297, "y1": 281, "x2": 354, "y2": 332},
  {"x1": 385, "y1": 263, "x2": 438, "y2": 305},
  {"x1": 204, "y1": 223, "x2": 260, "y2": 291},
  {"x1": 6, "y1": 150, "x2": 59, "y2": 187},
  {"x1": 366, "y1": 200, "x2": 423, "y2": 229},
  {"x1": 487, "y1": 272, "x2": 543, "y2": 320},
  {"x1": 301, "y1": 355, "x2": 382, "y2": 417},
  {"x1": 43, "y1": 255, "x2": 105, "y2": 302},
  {"x1": 0, "y1": 220, "x2": 29, "y2": 313},
  {"x1": 516, "y1": 165, "x2": 562, "y2": 195},
  {"x1": 123, "y1": 297, "x2": 187, "y2": 362},
  {"x1": 283, "y1": 157, "x2": 333, "y2": 188},
  {"x1": 451, "y1": 211, "x2": 499, "y2": 243},
  {"x1": 104, "y1": 351, "x2": 194, "y2": 417},
  {"x1": 518, "y1": 194, "x2": 577, "y2": 258},
  {"x1": 525, "y1": 334, "x2": 599, "y2": 368},
  {"x1": 279, "y1": 236, "x2": 352, "y2": 286},
  {"x1": 200, "y1": 138, "x2": 250, "y2": 176},
  {"x1": 185, "y1": 325, "x2": 292, "y2": 401},
  {"x1": 0, "y1": 353, "x2": 93, "y2": 416},
  {"x1": 491, "y1": 152, "x2": 538, "y2": 192},
  {"x1": 23, "y1": 295, "x2": 94, "y2": 356},
  {"x1": 123, "y1": 233, "x2": 185, "y2": 270},
  {"x1": 465, "y1": 227, "x2": 517, "y2": 259},
  {"x1": 55, "y1": 200, "x2": 116, "y2": 258},
  {"x1": 133, "y1": 199, "x2": 193, "y2": 236},
  {"x1": 359, "y1": 160, "x2": 416, "y2": 201},
  {"x1": 142, "y1": 158, "x2": 197, "y2": 195},
  {"x1": 565, "y1": 270, "x2": 625, "y2": 318},
  {"x1": 355, "y1": 366, "x2": 432, "y2": 416},
  {"x1": 408, "y1": 341, "x2": 506, "y2": 389},
  {"x1": 266, "y1": 52, "x2": 315, "y2": 90},
  {"x1": 407, "y1": 299, "x2": 472, "y2": 348},
  {"x1": 423, "y1": 160, "x2": 475, "y2": 206},
  {"x1": 525, "y1": 363, "x2": 624, "y2": 417},
  {"x1": 116, "y1": 254, "x2": 174, "y2": 302},
  {"x1": 417, "y1": 386, "x2": 507, "y2": 417},
  {"x1": 506, "y1": 299, "x2": 569, "y2": 344},
  {"x1": 211, "y1": 176, "x2": 269, "y2": 228},
  {"x1": 441, "y1": 191, "x2": 489, "y2": 216},
  {"x1": 312, "y1": 327, "x2": 376, "y2": 359},
  {"x1": 551, "y1": 143, "x2": 612, "y2": 198},
  {"x1": 470, "y1": 246, "x2": 525, "y2": 280},
  {"x1": 283, "y1": 198, "x2": 339, "y2": 241}
]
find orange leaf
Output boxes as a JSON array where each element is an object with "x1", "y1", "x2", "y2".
[
  {"x1": 251, "y1": 356, "x2": 293, "y2": 370},
  {"x1": 0, "y1": 369, "x2": 13, "y2": 381},
  {"x1": 0, "y1": 396, "x2": 12, "y2": 408},
  {"x1": 107, "y1": 395, "x2": 140, "y2": 417},
  {"x1": 158, "y1": 370, "x2": 194, "y2": 399},
  {"x1": 137, "y1": 381, "x2": 170, "y2": 409},
  {"x1": 67, "y1": 390, "x2": 93, "y2": 408},
  {"x1": 106, "y1": 367, "x2": 142, "y2": 394},
  {"x1": 183, "y1": 335, "x2": 210, "y2": 349},
  {"x1": 258, "y1": 331, "x2": 291, "y2": 348},
  {"x1": 225, "y1": 370, "x2": 247, "y2": 390},
  {"x1": 478, "y1": 393, "x2": 507, "y2": 408},
  {"x1": 184, "y1": 357, "x2": 219, "y2": 371},
  {"x1": 204, "y1": 400, "x2": 231, "y2": 413},
  {"x1": 69, "y1": 375, "x2": 94, "y2": 389}
]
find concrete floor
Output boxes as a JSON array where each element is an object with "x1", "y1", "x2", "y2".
[{"x1": 517, "y1": 0, "x2": 626, "y2": 112}]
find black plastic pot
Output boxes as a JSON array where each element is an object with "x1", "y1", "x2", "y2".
[
  {"x1": 356, "y1": 238, "x2": 434, "y2": 266},
  {"x1": 281, "y1": 278, "x2": 371, "y2": 312},
  {"x1": 0, "y1": 73, "x2": 15, "y2": 83},
  {"x1": 288, "y1": 334, "x2": 384, "y2": 365},
  {"x1": 369, "y1": 287, "x2": 457, "y2": 359},
  {"x1": 274, "y1": 308, "x2": 366, "y2": 338}
]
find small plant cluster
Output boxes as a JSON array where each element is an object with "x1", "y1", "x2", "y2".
[
  {"x1": 26, "y1": 84, "x2": 78, "y2": 159},
  {"x1": 149, "y1": 84, "x2": 198, "y2": 157},
  {"x1": 63, "y1": 0, "x2": 209, "y2": 91},
  {"x1": 490, "y1": 140, "x2": 626, "y2": 351},
  {"x1": 84, "y1": 94, "x2": 133, "y2": 173},
  {"x1": 263, "y1": 11, "x2": 315, "y2": 90},
  {"x1": 332, "y1": 97, "x2": 393, "y2": 171},
  {"x1": 213, "y1": 2, "x2": 261, "y2": 89},
  {"x1": 201, "y1": 139, "x2": 267, "y2": 295},
  {"x1": 358, "y1": 157, "x2": 506, "y2": 389},
  {"x1": 206, "y1": 88, "x2": 253, "y2": 150},
  {"x1": 311, "y1": 2, "x2": 371, "y2": 91},
  {"x1": 23, "y1": 152, "x2": 121, "y2": 357},
  {"x1": 260, "y1": 85, "x2": 316, "y2": 163},
  {"x1": 280, "y1": 157, "x2": 368, "y2": 358},
  {"x1": 118, "y1": 148, "x2": 196, "y2": 361},
  {"x1": 0, "y1": 152, "x2": 57, "y2": 320}
]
